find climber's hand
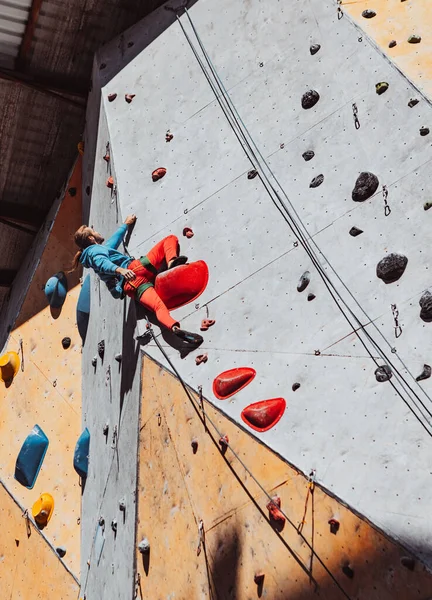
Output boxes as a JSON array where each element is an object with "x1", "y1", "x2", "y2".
[
  {"x1": 124, "y1": 214, "x2": 137, "y2": 226},
  {"x1": 117, "y1": 267, "x2": 136, "y2": 281}
]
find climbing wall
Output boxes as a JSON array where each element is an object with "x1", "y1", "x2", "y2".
[
  {"x1": 0, "y1": 159, "x2": 83, "y2": 578},
  {"x1": 79, "y1": 69, "x2": 143, "y2": 600},
  {"x1": 90, "y1": 0, "x2": 432, "y2": 572},
  {"x1": 0, "y1": 480, "x2": 79, "y2": 598},
  {"x1": 136, "y1": 356, "x2": 432, "y2": 599}
]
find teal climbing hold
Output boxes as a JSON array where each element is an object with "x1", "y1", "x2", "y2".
[
  {"x1": 74, "y1": 428, "x2": 90, "y2": 478},
  {"x1": 44, "y1": 272, "x2": 68, "y2": 308},
  {"x1": 14, "y1": 425, "x2": 49, "y2": 489}
]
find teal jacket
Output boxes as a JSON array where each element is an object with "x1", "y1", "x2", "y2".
[{"x1": 80, "y1": 224, "x2": 132, "y2": 299}]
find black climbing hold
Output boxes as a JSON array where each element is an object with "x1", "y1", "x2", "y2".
[
  {"x1": 376, "y1": 82, "x2": 389, "y2": 95},
  {"x1": 68, "y1": 187, "x2": 77, "y2": 197},
  {"x1": 342, "y1": 565, "x2": 354, "y2": 579},
  {"x1": 352, "y1": 172, "x2": 379, "y2": 202},
  {"x1": 91, "y1": 357, "x2": 97, "y2": 367},
  {"x1": 420, "y1": 127, "x2": 430, "y2": 137},
  {"x1": 86, "y1": 186, "x2": 91, "y2": 196},
  {"x1": 292, "y1": 383, "x2": 301, "y2": 392},
  {"x1": 191, "y1": 438, "x2": 198, "y2": 453},
  {"x1": 408, "y1": 34, "x2": 421, "y2": 44},
  {"x1": 376, "y1": 253, "x2": 408, "y2": 284},
  {"x1": 349, "y1": 226, "x2": 363, "y2": 237},
  {"x1": 375, "y1": 365, "x2": 392, "y2": 382},
  {"x1": 400, "y1": 556, "x2": 416, "y2": 571},
  {"x1": 301, "y1": 90, "x2": 320, "y2": 110},
  {"x1": 302, "y1": 150, "x2": 315, "y2": 162},
  {"x1": 408, "y1": 98, "x2": 419, "y2": 108},
  {"x1": 310, "y1": 44, "x2": 321, "y2": 55},
  {"x1": 62, "y1": 337, "x2": 71, "y2": 350},
  {"x1": 99, "y1": 63, "x2": 106, "y2": 70},
  {"x1": 329, "y1": 519, "x2": 340, "y2": 535},
  {"x1": 388, "y1": 40, "x2": 397, "y2": 48},
  {"x1": 309, "y1": 174, "x2": 324, "y2": 188},
  {"x1": 127, "y1": 41, "x2": 134, "y2": 48},
  {"x1": 115, "y1": 353, "x2": 122, "y2": 363},
  {"x1": 297, "y1": 271, "x2": 311, "y2": 293},
  {"x1": 424, "y1": 202, "x2": 432, "y2": 211},
  {"x1": 362, "y1": 9, "x2": 376, "y2": 18},
  {"x1": 56, "y1": 546, "x2": 67, "y2": 558},
  {"x1": 419, "y1": 291, "x2": 432, "y2": 322},
  {"x1": 415, "y1": 364, "x2": 431, "y2": 382},
  {"x1": 307, "y1": 293, "x2": 316, "y2": 302},
  {"x1": 98, "y1": 340, "x2": 105, "y2": 360},
  {"x1": 247, "y1": 169, "x2": 258, "y2": 179}
]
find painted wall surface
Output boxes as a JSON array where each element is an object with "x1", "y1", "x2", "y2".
[
  {"x1": 136, "y1": 357, "x2": 432, "y2": 600},
  {"x1": 95, "y1": 0, "x2": 432, "y2": 567},
  {"x1": 79, "y1": 62, "x2": 142, "y2": 600},
  {"x1": 0, "y1": 159, "x2": 83, "y2": 576},
  {"x1": 0, "y1": 481, "x2": 79, "y2": 599}
]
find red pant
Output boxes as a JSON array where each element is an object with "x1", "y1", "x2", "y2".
[{"x1": 123, "y1": 235, "x2": 179, "y2": 330}]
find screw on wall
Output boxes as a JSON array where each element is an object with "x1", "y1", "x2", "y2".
[
  {"x1": 391, "y1": 304, "x2": 402, "y2": 338},
  {"x1": 352, "y1": 103, "x2": 360, "y2": 129}
]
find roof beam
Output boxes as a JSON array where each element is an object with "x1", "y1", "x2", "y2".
[
  {"x1": 16, "y1": 0, "x2": 44, "y2": 70},
  {"x1": 0, "y1": 201, "x2": 46, "y2": 228},
  {"x1": 0, "y1": 269, "x2": 17, "y2": 288}
]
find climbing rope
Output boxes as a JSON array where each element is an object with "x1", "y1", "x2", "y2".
[
  {"x1": 178, "y1": 9, "x2": 432, "y2": 436},
  {"x1": 149, "y1": 327, "x2": 352, "y2": 599}
]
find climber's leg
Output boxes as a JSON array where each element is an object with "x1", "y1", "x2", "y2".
[
  {"x1": 138, "y1": 286, "x2": 179, "y2": 330},
  {"x1": 145, "y1": 235, "x2": 187, "y2": 271}
]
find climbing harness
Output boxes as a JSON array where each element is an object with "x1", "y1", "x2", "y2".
[
  {"x1": 391, "y1": 304, "x2": 402, "y2": 339},
  {"x1": 382, "y1": 185, "x2": 391, "y2": 216},
  {"x1": 352, "y1": 103, "x2": 360, "y2": 130}
]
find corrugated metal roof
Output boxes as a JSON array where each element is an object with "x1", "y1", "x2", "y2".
[{"x1": 0, "y1": 0, "x2": 31, "y2": 67}]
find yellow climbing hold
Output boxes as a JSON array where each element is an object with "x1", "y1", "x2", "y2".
[
  {"x1": 0, "y1": 351, "x2": 20, "y2": 383},
  {"x1": 32, "y1": 493, "x2": 54, "y2": 528},
  {"x1": 77, "y1": 141, "x2": 85, "y2": 156}
]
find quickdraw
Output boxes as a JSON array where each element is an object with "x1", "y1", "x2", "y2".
[
  {"x1": 352, "y1": 103, "x2": 360, "y2": 130},
  {"x1": 391, "y1": 303, "x2": 402, "y2": 338},
  {"x1": 382, "y1": 185, "x2": 391, "y2": 216}
]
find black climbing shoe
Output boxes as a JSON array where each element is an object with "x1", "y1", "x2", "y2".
[
  {"x1": 168, "y1": 255, "x2": 188, "y2": 269},
  {"x1": 173, "y1": 327, "x2": 203, "y2": 346}
]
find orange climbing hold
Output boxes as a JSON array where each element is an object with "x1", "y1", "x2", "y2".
[
  {"x1": 183, "y1": 227, "x2": 194, "y2": 238},
  {"x1": 200, "y1": 319, "x2": 215, "y2": 331},
  {"x1": 195, "y1": 354, "x2": 208, "y2": 366},
  {"x1": 166, "y1": 131, "x2": 174, "y2": 142},
  {"x1": 266, "y1": 496, "x2": 285, "y2": 525},
  {"x1": 155, "y1": 260, "x2": 209, "y2": 310},
  {"x1": 152, "y1": 167, "x2": 167, "y2": 182},
  {"x1": 241, "y1": 397, "x2": 286, "y2": 432},
  {"x1": 106, "y1": 176, "x2": 114, "y2": 188},
  {"x1": 0, "y1": 351, "x2": 20, "y2": 384},
  {"x1": 125, "y1": 94, "x2": 135, "y2": 103},
  {"x1": 107, "y1": 93, "x2": 117, "y2": 102},
  {"x1": 213, "y1": 367, "x2": 256, "y2": 400},
  {"x1": 32, "y1": 493, "x2": 54, "y2": 528}
]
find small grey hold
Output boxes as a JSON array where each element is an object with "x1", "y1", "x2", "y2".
[
  {"x1": 98, "y1": 340, "x2": 105, "y2": 359},
  {"x1": 375, "y1": 365, "x2": 392, "y2": 382},
  {"x1": 420, "y1": 127, "x2": 430, "y2": 137},
  {"x1": 301, "y1": 90, "x2": 320, "y2": 110},
  {"x1": 310, "y1": 44, "x2": 321, "y2": 55},
  {"x1": 111, "y1": 520, "x2": 117, "y2": 533},
  {"x1": 62, "y1": 337, "x2": 71, "y2": 349},
  {"x1": 247, "y1": 169, "x2": 258, "y2": 179},
  {"x1": 302, "y1": 150, "x2": 315, "y2": 161},
  {"x1": 362, "y1": 9, "x2": 376, "y2": 18},
  {"x1": 342, "y1": 565, "x2": 355, "y2": 579},
  {"x1": 376, "y1": 253, "x2": 408, "y2": 284},
  {"x1": 297, "y1": 271, "x2": 311, "y2": 293},
  {"x1": 400, "y1": 556, "x2": 415, "y2": 571},
  {"x1": 119, "y1": 500, "x2": 126, "y2": 512},
  {"x1": 307, "y1": 293, "x2": 316, "y2": 301},
  {"x1": 352, "y1": 172, "x2": 379, "y2": 202},
  {"x1": 349, "y1": 226, "x2": 363, "y2": 237},
  {"x1": 376, "y1": 81, "x2": 389, "y2": 95},
  {"x1": 415, "y1": 364, "x2": 431, "y2": 382},
  {"x1": 138, "y1": 538, "x2": 150, "y2": 554},
  {"x1": 408, "y1": 34, "x2": 421, "y2": 44},
  {"x1": 408, "y1": 98, "x2": 419, "y2": 108},
  {"x1": 309, "y1": 174, "x2": 324, "y2": 188},
  {"x1": 419, "y1": 291, "x2": 432, "y2": 322},
  {"x1": 424, "y1": 202, "x2": 432, "y2": 211},
  {"x1": 388, "y1": 40, "x2": 397, "y2": 48},
  {"x1": 115, "y1": 353, "x2": 122, "y2": 363},
  {"x1": 92, "y1": 357, "x2": 97, "y2": 367},
  {"x1": 292, "y1": 382, "x2": 301, "y2": 391},
  {"x1": 56, "y1": 546, "x2": 67, "y2": 558}
]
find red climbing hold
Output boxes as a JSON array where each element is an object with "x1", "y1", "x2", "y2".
[
  {"x1": 106, "y1": 176, "x2": 114, "y2": 189},
  {"x1": 241, "y1": 398, "x2": 286, "y2": 432},
  {"x1": 200, "y1": 319, "x2": 215, "y2": 331},
  {"x1": 183, "y1": 227, "x2": 194, "y2": 238},
  {"x1": 107, "y1": 93, "x2": 117, "y2": 102},
  {"x1": 213, "y1": 367, "x2": 256, "y2": 400},
  {"x1": 266, "y1": 496, "x2": 285, "y2": 524},
  {"x1": 103, "y1": 152, "x2": 110, "y2": 163},
  {"x1": 125, "y1": 94, "x2": 135, "y2": 103},
  {"x1": 155, "y1": 260, "x2": 209, "y2": 310},
  {"x1": 152, "y1": 167, "x2": 167, "y2": 182},
  {"x1": 254, "y1": 573, "x2": 265, "y2": 586},
  {"x1": 219, "y1": 434, "x2": 229, "y2": 447},
  {"x1": 166, "y1": 131, "x2": 174, "y2": 142},
  {"x1": 195, "y1": 354, "x2": 208, "y2": 366}
]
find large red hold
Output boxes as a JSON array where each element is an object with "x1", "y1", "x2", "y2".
[
  {"x1": 213, "y1": 368, "x2": 256, "y2": 400},
  {"x1": 154, "y1": 260, "x2": 209, "y2": 310},
  {"x1": 241, "y1": 398, "x2": 286, "y2": 432}
]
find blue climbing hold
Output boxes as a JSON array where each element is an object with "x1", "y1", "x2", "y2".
[
  {"x1": 15, "y1": 425, "x2": 49, "y2": 489},
  {"x1": 76, "y1": 274, "x2": 90, "y2": 343},
  {"x1": 44, "y1": 271, "x2": 68, "y2": 308},
  {"x1": 74, "y1": 428, "x2": 90, "y2": 478}
]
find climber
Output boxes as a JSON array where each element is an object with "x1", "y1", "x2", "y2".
[{"x1": 70, "y1": 215, "x2": 203, "y2": 346}]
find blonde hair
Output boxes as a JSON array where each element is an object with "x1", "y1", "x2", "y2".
[{"x1": 69, "y1": 225, "x2": 94, "y2": 272}]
